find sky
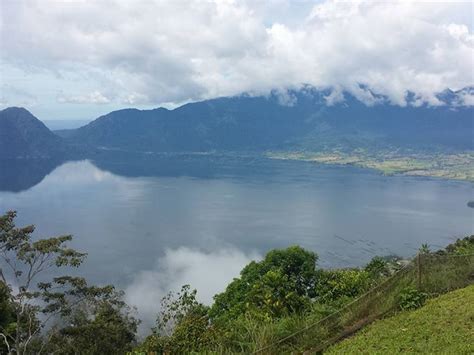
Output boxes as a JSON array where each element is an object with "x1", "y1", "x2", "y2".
[{"x1": 0, "y1": 0, "x2": 473, "y2": 120}]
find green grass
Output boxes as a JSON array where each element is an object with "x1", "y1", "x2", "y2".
[{"x1": 326, "y1": 284, "x2": 474, "y2": 354}]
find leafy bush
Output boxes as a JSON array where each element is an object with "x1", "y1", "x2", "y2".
[
  {"x1": 136, "y1": 285, "x2": 220, "y2": 354},
  {"x1": 315, "y1": 269, "x2": 372, "y2": 302},
  {"x1": 162, "y1": 305, "x2": 220, "y2": 354},
  {"x1": 442, "y1": 235, "x2": 474, "y2": 255},
  {"x1": 210, "y1": 246, "x2": 319, "y2": 322},
  {"x1": 365, "y1": 256, "x2": 389, "y2": 278},
  {"x1": 398, "y1": 286, "x2": 427, "y2": 311},
  {"x1": 155, "y1": 284, "x2": 201, "y2": 336}
]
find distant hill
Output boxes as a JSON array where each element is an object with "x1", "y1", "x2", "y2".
[
  {"x1": 43, "y1": 119, "x2": 91, "y2": 131},
  {"x1": 66, "y1": 88, "x2": 474, "y2": 153},
  {"x1": 0, "y1": 107, "x2": 69, "y2": 159},
  {"x1": 1, "y1": 88, "x2": 473, "y2": 160}
]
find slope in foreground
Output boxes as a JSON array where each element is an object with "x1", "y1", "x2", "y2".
[{"x1": 326, "y1": 284, "x2": 474, "y2": 354}]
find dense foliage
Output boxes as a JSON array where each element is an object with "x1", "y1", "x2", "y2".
[
  {"x1": 439, "y1": 235, "x2": 474, "y2": 255},
  {"x1": 44, "y1": 299, "x2": 138, "y2": 354},
  {"x1": 398, "y1": 286, "x2": 428, "y2": 310},
  {"x1": 0, "y1": 282, "x2": 15, "y2": 354},
  {"x1": 210, "y1": 246, "x2": 319, "y2": 322},
  {"x1": 136, "y1": 246, "x2": 405, "y2": 354}
]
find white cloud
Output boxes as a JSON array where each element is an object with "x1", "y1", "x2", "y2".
[
  {"x1": 324, "y1": 86, "x2": 345, "y2": 106},
  {"x1": 0, "y1": 84, "x2": 38, "y2": 108},
  {"x1": 0, "y1": 0, "x2": 473, "y2": 111},
  {"x1": 57, "y1": 90, "x2": 111, "y2": 104},
  {"x1": 124, "y1": 246, "x2": 260, "y2": 333},
  {"x1": 123, "y1": 92, "x2": 150, "y2": 105},
  {"x1": 459, "y1": 93, "x2": 474, "y2": 106},
  {"x1": 454, "y1": 88, "x2": 474, "y2": 107}
]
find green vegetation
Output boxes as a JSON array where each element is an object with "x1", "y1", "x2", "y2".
[
  {"x1": 266, "y1": 150, "x2": 474, "y2": 182},
  {"x1": 0, "y1": 211, "x2": 138, "y2": 354},
  {"x1": 133, "y1": 236, "x2": 473, "y2": 354},
  {"x1": 443, "y1": 235, "x2": 474, "y2": 255},
  {"x1": 397, "y1": 286, "x2": 428, "y2": 311},
  {"x1": 326, "y1": 284, "x2": 474, "y2": 354},
  {"x1": 133, "y1": 246, "x2": 392, "y2": 354},
  {"x1": 211, "y1": 246, "x2": 320, "y2": 322},
  {"x1": 0, "y1": 211, "x2": 472, "y2": 354}
]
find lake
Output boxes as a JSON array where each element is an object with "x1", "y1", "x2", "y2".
[{"x1": 0, "y1": 154, "x2": 472, "y2": 327}]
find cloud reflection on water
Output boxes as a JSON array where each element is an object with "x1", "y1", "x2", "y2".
[{"x1": 125, "y1": 246, "x2": 261, "y2": 333}]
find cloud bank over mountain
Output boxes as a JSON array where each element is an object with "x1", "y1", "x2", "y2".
[{"x1": 1, "y1": 0, "x2": 473, "y2": 118}]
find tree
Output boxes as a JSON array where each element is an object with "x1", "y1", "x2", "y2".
[
  {"x1": 43, "y1": 289, "x2": 139, "y2": 354},
  {"x1": 0, "y1": 211, "x2": 138, "y2": 354},
  {"x1": 364, "y1": 256, "x2": 391, "y2": 282},
  {"x1": 440, "y1": 235, "x2": 474, "y2": 255},
  {"x1": 155, "y1": 284, "x2": 202, "y2": 336},
  {"x1": 210, "y1": 246, "x2": 319, "y2": 322},
  {"x1": 0, "y1": 281, "x2": 15, "y2": 354},
  {"x1": 0, "y1": 211, "x2": 87, "y2": 353},
  {"x1": 137, "y1": 285, "x2": 216, "y2": 354}
]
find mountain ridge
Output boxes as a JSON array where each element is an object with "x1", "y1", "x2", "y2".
[
  {"x1": 1, "y1": 88, "x2": 473, "y2": 160},
  {"x1": 65, "y1": 88, "x2": 474, "y2": 153},
  {"x1": 0, "y1": 107, "x2": 69, "y2": 159}
]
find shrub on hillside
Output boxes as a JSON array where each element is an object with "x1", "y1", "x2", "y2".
[
  {"x1": 210, "y1": 246, "x2": 319, "y2": 322},
  {"x1": 315, "y1": 269, "x2": 372, "y2": 303},
  {"x1": 441, "y1": 235, "x2": 474, "y2": 255},
  {"x1": 398, "y1": 286, "x2": 428, "y2": 311}
]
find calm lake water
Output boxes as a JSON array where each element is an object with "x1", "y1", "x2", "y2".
[{"x1": 0, "y1": 155, "x2": 472, "y2": 326}]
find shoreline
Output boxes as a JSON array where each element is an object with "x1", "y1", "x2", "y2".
[{"x1": 265, "y1": 151, "x2": 474, "y2": 183}]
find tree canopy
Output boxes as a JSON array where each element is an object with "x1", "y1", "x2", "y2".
[{"x1": 0, "y1": 211, "x2": 138, "y2": 354}]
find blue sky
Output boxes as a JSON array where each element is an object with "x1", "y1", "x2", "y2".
[{"x1": 1, "y1": 0, "x2": 473, "y2": 121}]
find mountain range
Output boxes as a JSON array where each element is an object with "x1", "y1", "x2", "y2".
[{"x1": 1, "y1": 88, "x2": 473, "y2": 160}]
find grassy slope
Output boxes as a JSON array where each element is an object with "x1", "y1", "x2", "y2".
[{"x1": 326, "y1": 284, "x2": 474, "y2": 354}]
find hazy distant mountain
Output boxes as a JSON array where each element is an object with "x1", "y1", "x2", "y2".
[
  {"x1": 0, "y1": 107, "x2": 69, "y2": 159},
  {"x1": 67, "y1": 88, "x2": 473, "y2": 153},
  {"x1": 43, "y1": 119, "x2": 91, "y2": 131},
  {"x1": 2, "y1": 88, "x2": 473, "y2": 161}
]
